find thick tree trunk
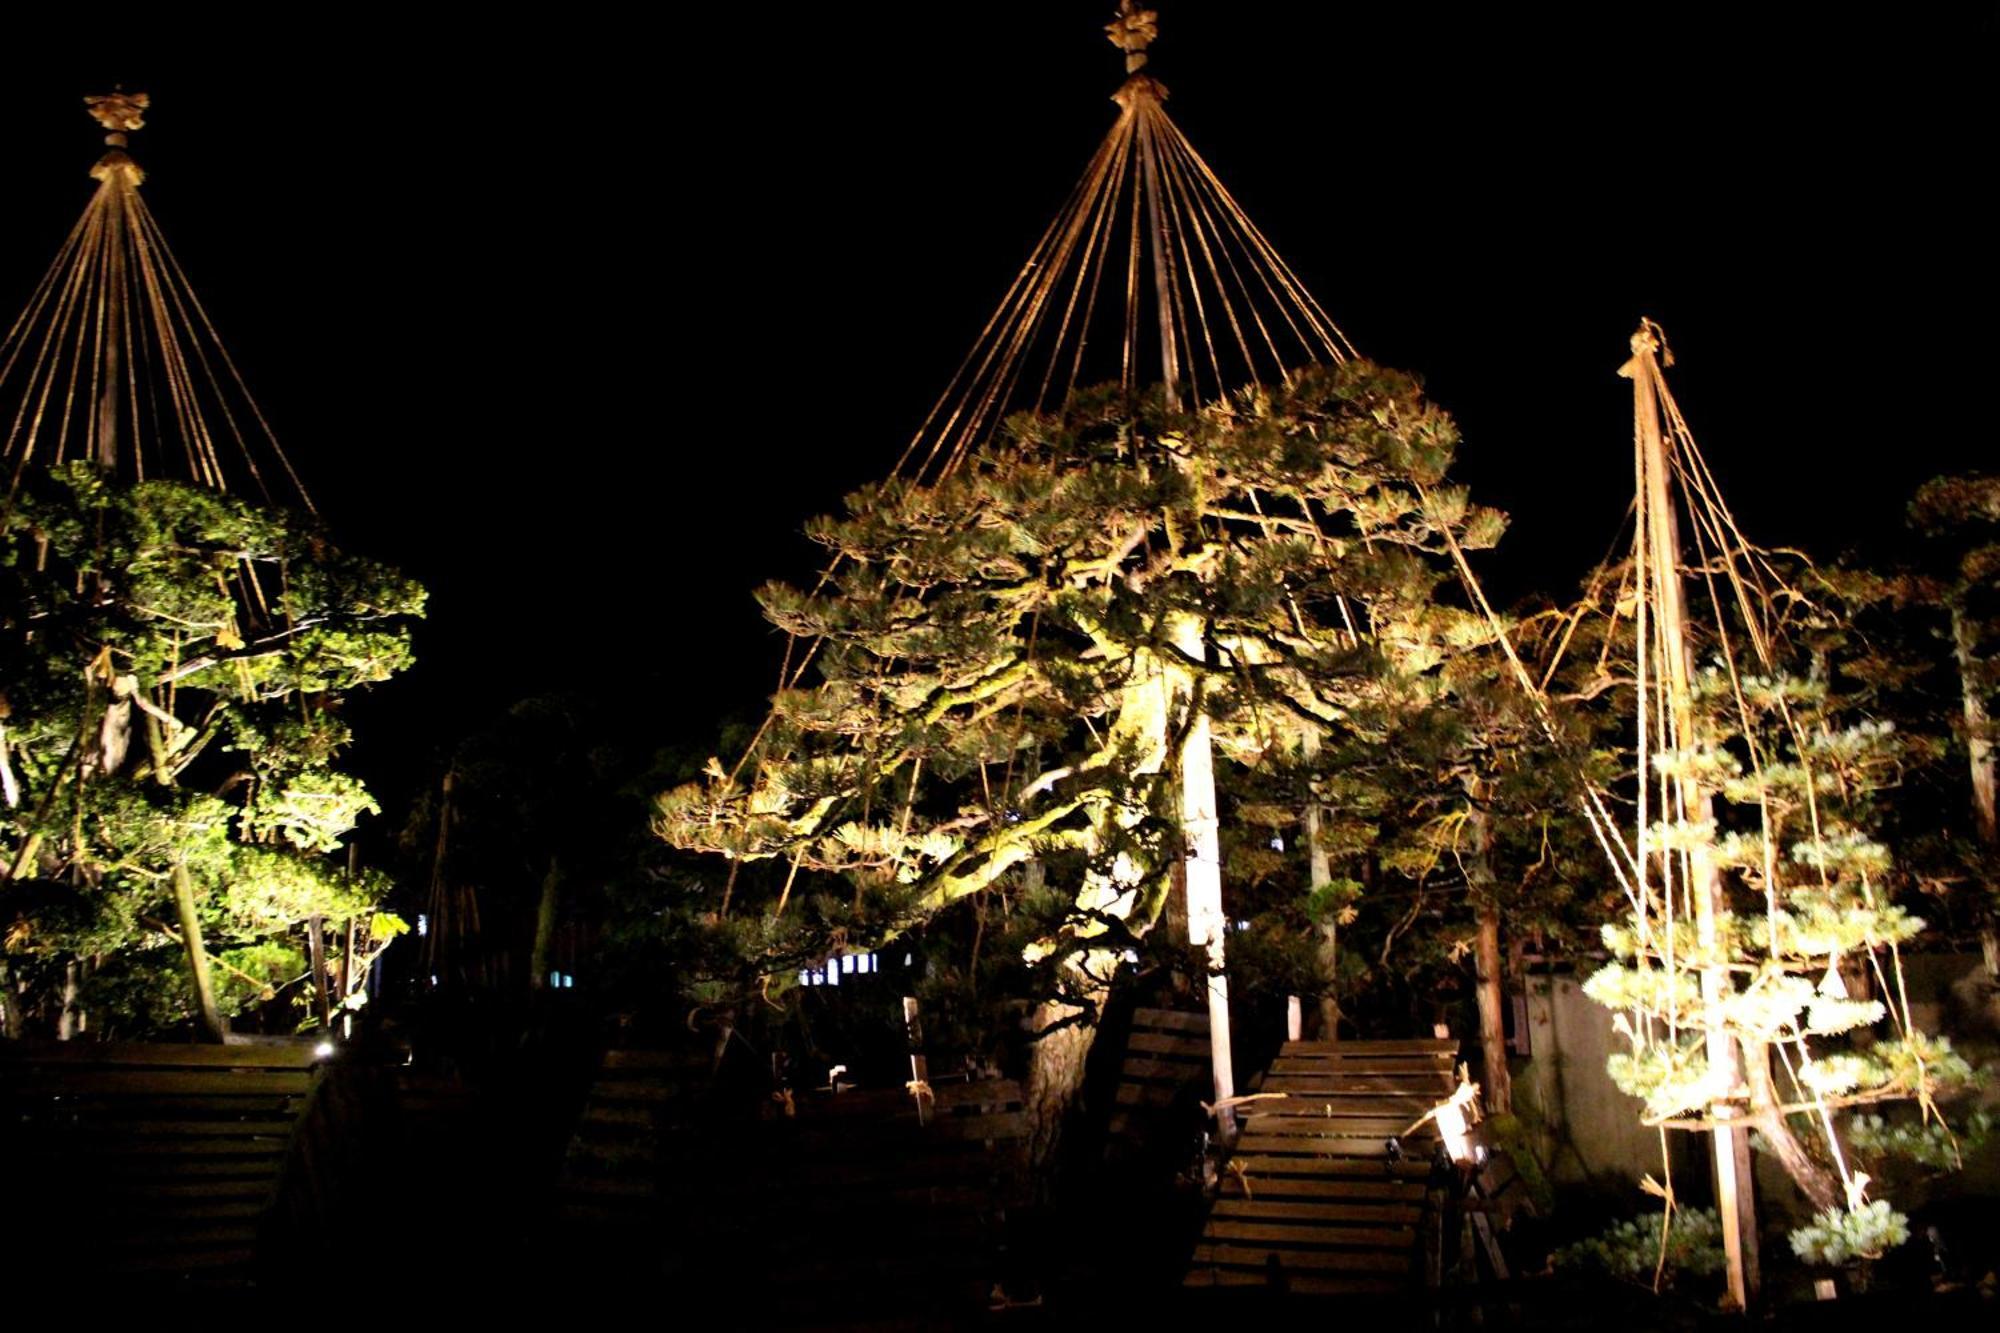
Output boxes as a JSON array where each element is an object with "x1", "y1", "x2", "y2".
[
  {"x1": 1316, "y1": 923, "x2": 1341, "y2": 1041},
  {"x1": 1473, "y1": 898, "x2": 1512, "y2": 1116},
  {"x1": 1024, "y1": 991, "x2": 1100, "y2": 1179},
  {"x1": 173, "y1": 861, "x2": 226, "y2": 1042},
  {"x1": 529, "y1": 855, "x2": 561, "y2": 991}
]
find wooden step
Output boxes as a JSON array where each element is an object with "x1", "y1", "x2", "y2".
[
  {"x1": 1252, "y1": 1094, "x2": 1436, "y2": 1116},
  {"x1": 1207, "y1": 1220, "x2": 1415, "y2": 1247},
  {"x1": 1223, "y1": 1174, "x2": 1426, "y2": 1201},
  {"x1": 1280, "y1": 1039, "x2": 1457, "y2": 1054},
  {"x1": 1193, "y1": 1242, "x2": 1411, "y2": 1274},
  {"x1": 1241, "y1": 1114, "x2": 1437, "y2": 1138},
  {"x1": 1184, "y1": 1268, "x2": 1404, "y2": 1295},
  {"x1": 1214, "y1": 1199, "x2": 1421, "y2": 1225}
]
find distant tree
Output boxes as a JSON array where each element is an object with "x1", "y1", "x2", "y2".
[
  {"x1": 1230, "y1": 612, "x2": 1616, "y2": 1112},
  {"x1": 0, "y1": 463, "x2": 423, "y2": 1039},
  {"x1": 403, "y1": 695, "x2": 661, "y2": 1003},
  {"x1": 1909, "y1": 474, "x2": 2000, "y2": 973},
  {"x1": 657, "y1": 363, "x2": 1504, "y2": 1156}
]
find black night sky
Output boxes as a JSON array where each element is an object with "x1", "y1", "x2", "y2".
[{"x1": 2, "y1": 3, "x2": 1992, "y2": 820}]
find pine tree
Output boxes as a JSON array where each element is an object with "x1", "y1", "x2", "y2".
[
  {"x1": 0, "y1": 464, "x2": 423, "y2": 1039},
  {"x1": 657, "y1": 362, "x2": 1503, "y2": 1153},
  {"x1": 1574, "y1": 550, "x2": 1980, "y2": 1225}
]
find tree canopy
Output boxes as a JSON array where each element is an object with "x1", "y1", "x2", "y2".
[{"x1": 659, "y1": 361, "x2": 1505, "y2": 1024}]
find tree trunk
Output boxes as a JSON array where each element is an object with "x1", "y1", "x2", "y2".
[
  {"x1": 1473, "y1": 898, "x2": 1512, "y2": 1116},
  {"x1": 1462, "y1": 785, "x2": 1512, "y2": 1115},
  {"x1": 529, "y1": 854, "x2": 561, "y2": 991},
  {"x1": 1744, "y1": 1041, "x2": 1840, "y2": 1213},
  {"x1": 57, "y1": 958, "x2": 81, "y2": 1040},
  {"x1": 1316, "y1": 922, "x2": 1342, "y2": 1041},
  {"x1": 1954, "y1": 608, "x2": 2000, "y2": 977},
  {"x1": 173, "y1": 861, "x2": 226, "y2": 1042},
  {"x1": 1023, "y1": 991, "x2": 1100, "y2": 1179},
  {"x1": 0, "y1": 962, "x2": 24, "y2": 1039},
  {"x1": 306, "y1": 914, "x2": 331, "y2": 1030},
  {"x1": 1304, "y1": 730, "x2": 1340, "y2": 1041}
]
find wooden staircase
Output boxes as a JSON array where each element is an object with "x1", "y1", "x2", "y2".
[
  {"x1": 0, "y1": 1040, "x2": 322, "y2": 1286},
  {"x1": 1185, "y1": 1037, "x2": 1458, "y2": 1297},
  {"x1": 1106, "y1": 1006, "x2": 1210, "y2": 1163},
  {"x1": 689, "y1": 1078, "x2": 1031, "y2": 1320},
  {"x1": 553, "y1": 1046, "x2": 710, "y2": 1234}
]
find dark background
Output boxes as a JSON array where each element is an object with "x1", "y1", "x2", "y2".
[{"x1": 1, "y1": 2, "x2": 1992, "y2": 822}]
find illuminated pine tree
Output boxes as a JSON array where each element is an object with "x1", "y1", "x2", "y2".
[
  {"x1": 1574, "y1": 552, "x2": 1980, "y2": 1221},
  {"x1": 0, "y1": 465, "x2": 424, "y2": 1038},
  {"x1": 656, "y1": 362, "x2": 1503, "y2": 1153}
]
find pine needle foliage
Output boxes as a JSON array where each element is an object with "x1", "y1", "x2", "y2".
[{"x1": 658, "y1": 362, "x2": 1503, "y2": 986}]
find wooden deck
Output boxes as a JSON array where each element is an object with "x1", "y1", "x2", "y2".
[
  {"x1": 0, "y1": 1040, "x2": 323, "y2": 1286},
  {"x1": 1185, "y1": 1038, "x2": 1458, "y2": 1297}
]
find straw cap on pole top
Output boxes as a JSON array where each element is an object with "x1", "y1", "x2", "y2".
[
  {"x1": 85, "y1": 88, "x2": 150, "y2": 184},
  {"x1": 1105, "y1": 2, "x2": 1159, "y2": 73}
]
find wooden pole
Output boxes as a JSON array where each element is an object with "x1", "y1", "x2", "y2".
[
  {"x1": 1173, "y1": 616, "x2": 1236, "y2": 1136},
  {"x1": 1134, "y1": 91, "x2": 1179, "y2": 413},
  {"x1": 1624, "y1": 328, "x2": 1758, "y2": 1308},
  {"x1": 903, "y1": 995, "x2": 932, "y2": 1127}
]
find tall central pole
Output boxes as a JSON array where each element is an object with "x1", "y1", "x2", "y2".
[
  {"x1": 1623, "y1": 324, "x2": 1758, "y2": 1309},
  {"x1": 1136, "y1": 98, "x2": 1179, "y2": 413},
  {"x1": 1175, "y1": 616, "x2": 1236, "y2": 1129},
  {"x1": 1113, "y1": 5, "x2": 1235, "y2": 1125}
]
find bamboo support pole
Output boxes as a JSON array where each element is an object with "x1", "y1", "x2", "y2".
[{"x1": 1625, "y1": 328, "x2": 1758, "y2": 1308}]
